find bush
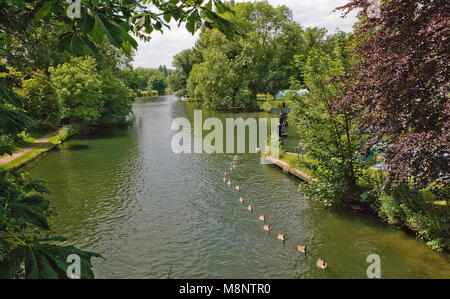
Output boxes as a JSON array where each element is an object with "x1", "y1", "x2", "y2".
[
  {"x1": 376, "y1": 184, "x2": 450, "y2": 252},
  {"x1": 17, "y1": 70, "x2": 60, "y2": 129},
  {"x1": 49, "y1": 57, "x2": 102, "y2": 126},
  {"x1": 97, "y1": 74, "x2": 133, "y2": 126}
]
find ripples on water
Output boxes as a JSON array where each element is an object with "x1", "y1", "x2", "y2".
[{"x1": 25, "y1": 96, "x2": 450, "y2": 279}]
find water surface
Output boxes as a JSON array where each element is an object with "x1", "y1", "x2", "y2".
[{"x1": 25, "y1": 95, "x2": 450, "y2": 278}]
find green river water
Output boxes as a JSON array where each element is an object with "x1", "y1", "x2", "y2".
[{"x1": 24, "y1": 95, "x2": 450, "y2": 278}]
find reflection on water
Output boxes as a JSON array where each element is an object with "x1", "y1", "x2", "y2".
[{"x1": 25, "y1": 95, "x2": 450, "y2": 279}]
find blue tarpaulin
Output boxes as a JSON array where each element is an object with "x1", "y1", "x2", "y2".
[{"x1": 276, "y1": 89, "x2": 309, "y2": 100}]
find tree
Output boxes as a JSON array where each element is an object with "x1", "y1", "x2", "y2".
[
  {"x1": 180, "y1": 0, "x2": 305, "y2": 108},
  {"x1": 0, "y1": 0, "x2": 240, "y2": 58},
  {"x1": 187, "y1": 49, "x2": 242, "y2": 108},
  {"x1": 148, "y1": 73, "x2": 167, "y2": 95},
  {"x1": 49, "y1": 57, "x2": 102, "y2": 126},
  {"x1": 98, "y1": 73, "x2": 134, "y2": 126},
  {"x1": 16, "y1": 70, "x2": 60, "y2": 129},
  {"x1": 168, "y1": 48, "x2": 203, "y2": 97},
  {"x1": 336, "y1": 0, "x2": 449, "y2": 192},
  {"x1": 289, "y1": 33, "x2": 371, "y2": 208}
]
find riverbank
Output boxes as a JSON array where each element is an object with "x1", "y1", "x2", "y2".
[
  {"x1": 265, "y1": 155, "x2": 315, "y2": 183},
  {"x1": 0, "y1": 125, "x2": 78, "y2": 170},
  {"x1": 269, "y1": 150, "x2": 449, "y2": 253}
]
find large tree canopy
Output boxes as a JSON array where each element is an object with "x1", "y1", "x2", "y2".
[
  {"x1": 337, "y1": 0, "x2": 449, "y2": 190},
  {"x1": 175, "y1": 0, "x2": 306, "y2": 108},
  {"x1": 0, "y1": 0, "x2": 240, "y2": 57}
]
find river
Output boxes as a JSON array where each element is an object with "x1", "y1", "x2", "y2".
[{"x1": 24, "y1": 95, "x2": 450, "y2": 278}]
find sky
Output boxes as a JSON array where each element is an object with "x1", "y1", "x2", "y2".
[{"x1": 132, "y1": 0, "x2": 358, "y2": 69}]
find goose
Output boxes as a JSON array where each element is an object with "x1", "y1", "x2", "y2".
[
  {"x1": 235, "y1": 185, "x2": 240, "y2": 191},
  {"x1": 227, "y1": 180, "x2": 232, "y2": 185},
  {"x1": 223, "y1": 177, "x2": 227, "y2": 182},
  {"x1": 248, "y1": 205, "x2": 254, "y2": 212},
  {"x1": 263, "y1": 225, "x2": 271, "y2": 231},
  {"x1": 297, "y1": 245, "x2": 306, "y2": 253},
  {"x1": 317, "y1": 259, "x2": 327, "y2": 269},
  {"x1": 277, "y1": 233, "x2": 286, "y2": 241},
  {"x1": 259, "y1": 215, "x2": 266, "y2": 221},
  {"x1": 239, "y1": 197, "x2": 244, "y2": 204},
  {"x1": 224, "y1": 171, "x2": 228, "y2": 176}
]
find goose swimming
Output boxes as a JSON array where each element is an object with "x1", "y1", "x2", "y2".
[{"x1": 317, "y1": 259, "x2": 327, "y2": 269}]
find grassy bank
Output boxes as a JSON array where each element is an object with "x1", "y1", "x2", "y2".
[
  {"x1": 276, "y1": 151, "x2": 449, "y2": 252},
  {"x1": 1, "y1": 125, "x2": 78, "y2": 170}
]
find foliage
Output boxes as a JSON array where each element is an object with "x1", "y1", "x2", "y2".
[
  {"x1": 0, "y1": 168, "x2": 102, "y2": 278},
  {"x1": 148, "y1": 73, "x2": 167, "y2": 95},
  {"x1": 168, "y1": 49, "x2": 203, "y2": 98},
  {"x1": 49, "y1": 57, "x2": 102, "y2": 126},
  {"x1": 336, "y1": 0, "x2": 449, "y2": 191},
  {"x1": 16, "y1": 71, "x2": 60, "y2": 130},
  {"x1": 373, "y1": 181, "x2": 450, "y2": 252},
  {"x1": 0, "y1": 66, "x2": 36, "y2": 144},
  {"x1": 0, "y1": 0, "x2": 240, "y2": 58},
  {"x1": 98, "y1": 74, "x2": 134, "y2": 126},
  {"x1": 289, "y1": 33, "x2": 372, "y2": 208},
  {"x1": 187, "y1": 49, "x2": 240, "y2": 108},
  {"x1": 0, "y1": 0, "x2": 243, "y2": 279},
  {"x1": 175, "y1": 1, "x2": 306, "y2": 108}
]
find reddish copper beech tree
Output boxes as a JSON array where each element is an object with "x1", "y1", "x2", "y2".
[{"x1": 336, "y1": 0, "x2": 449, "y2": 191}]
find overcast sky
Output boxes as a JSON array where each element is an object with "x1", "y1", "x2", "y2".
[{"x1": 132, "y1": 0, "x2": 358, "y2": 69}]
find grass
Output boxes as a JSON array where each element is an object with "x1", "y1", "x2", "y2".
[
  {"x1": 278, "y1": 152, "x2": 318, "y2": 179},
  {"x1": 2, "y1": 125, "x2": 78, "y2": 170}
]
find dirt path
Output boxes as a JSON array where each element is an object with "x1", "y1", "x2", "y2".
[{"x1": 0, "y1": 130, "x2": 59, "y2": 167}]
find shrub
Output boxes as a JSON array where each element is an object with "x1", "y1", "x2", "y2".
[
  {"x1": 17, "y1": 70, "x2": 60, "y2": 129},
  {"x1": 376, "y1": 183, "x2": 450, "y2": 252},
  {"x1": 49, "y1": 57, "x2": 102, "y2": 126}
]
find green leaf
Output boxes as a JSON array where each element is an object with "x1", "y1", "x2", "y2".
[
  {"x1": 0, "y1": 246, "x2": 26, "y2": 279},
  {"x1": 34, "y1": 236, "x2": 68, "y2": 243},
  {"x1": 31, "y1": 1, "x2": 53, "y2": 26},
  {"x1": 36, "y1": 251, "x2": 58, "y2": 279},
  {"x1": 205, "y1": 1, "x2": 213, "y2": 11},
  {"x1": 120, "y1": 28, "x2": 138, "y2": 49},
  {"x1": 9, "y1": 202, "x2": 50, "y2": 229},
  {"x1": 89, "y1": 16, "x2": 105, "y2": 44},
  {"x1": 186, "y1": 10, "x2": 199, "y2": 34},
  {"x1": 24, "y1": 247, "x2": 39, "y2": 279},
  {"x1": 96, "y1": 14, "x2": 123, "y2": 48},
  {"x1": 121, "y1": 41, "x2": 131, "y2": 55},
  {"x1": 79, "y1": 6, "x2": 95, "y2": 33},
  {"x1": 19, "y1": 194, "x2": 49, "y2": 210},
  {"x1": 0, "y1": 237, "x2": 9, "y2": 250},
  {"x1": 164, "y1": 13, "x2": 172, "y2": 23},
  {"x1": 39, "y1": 244, "x2": 104, "y2": 279}
]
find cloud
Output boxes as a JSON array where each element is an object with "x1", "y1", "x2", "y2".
[
  {"x1": 132, "y1": 23, "x2": 199, "y2": 69},
  {"x1": 132, "y1": 0, "x2": 357, "y2": 69}
]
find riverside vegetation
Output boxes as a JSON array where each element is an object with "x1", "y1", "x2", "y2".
[
  {"x1": 169, "y1": 0, "x2": 449, "y2": 253},
  {"x1": 0, "y1": 0, "x2": 240, "y2": 278}
]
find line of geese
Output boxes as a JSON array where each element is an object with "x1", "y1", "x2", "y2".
[{"x1": 223, "y1": 155, "x2": 328, "y2": 270}]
